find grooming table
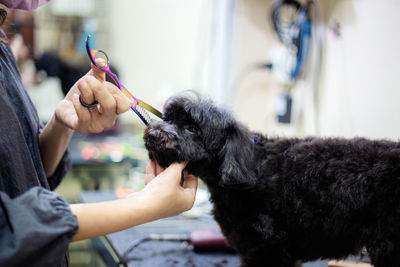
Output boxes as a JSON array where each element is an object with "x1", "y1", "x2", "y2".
[{"x1": 80, "y1": 190, "x2": 240, "y2": 267}]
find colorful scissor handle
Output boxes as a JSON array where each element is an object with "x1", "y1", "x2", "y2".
[{"x1": 85, "y1": 35, "x2": 162, "y2": 125}]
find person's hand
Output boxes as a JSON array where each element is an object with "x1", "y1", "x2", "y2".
[
  {"x1": 144, "y1": 160, "x2": 165, "y2": 184},
  {"x1": 54, "y1": 59, "x2": 131, "y2": 133},
  {"x1": 140, "y1": 161, "x2": 198, "y2": 219},
  {"x1": 70, "y1": 161, "x2": 197, "y2": 241}
]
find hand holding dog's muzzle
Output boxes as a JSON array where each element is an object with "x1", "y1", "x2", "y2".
[
  {"x1": 144, "y1": 161, "x2": 165, "y2": 185},
  {"x1": 141, "y1": 161, "x2": 198, "y2": 219}
]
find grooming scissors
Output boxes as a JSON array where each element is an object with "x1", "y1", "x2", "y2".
[{"x1": 85, "y1": 35, "x2": 162, "y2": 125}]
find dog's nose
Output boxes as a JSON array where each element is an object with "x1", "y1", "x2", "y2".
[{"x1": 144, "y1": 127, "x2": 178, "y2": 150}]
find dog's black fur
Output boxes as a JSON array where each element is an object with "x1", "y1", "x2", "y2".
[{"x1": 143, "y1": 94, "x2": 400, "y2": 267}]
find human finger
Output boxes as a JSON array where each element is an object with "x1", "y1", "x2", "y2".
[
  {"x1": 90, "y1": 58, "x2": 107, "y2": 82},
  {"x1": 145, "y1": 161, "x2": 156, "y2": 185},
  {"x1": 80, "y1": 76, "x2": 117, "y2": 122},
  {"x1": 161, "y1": 162, "x2": 188, "y2": 183},
  {"x1": 77, "y1": 78, "x2": 96, "y2": 108},
  {"x1": 104, "y1": 82, "x2": 131, "y2": 114},
  {"x1": 70, "y1": 93, "x2": 91, "y2": 131},
  {"x1": 73, "y1": 92, "x2": 105, "y2": 133},
  {"x1": 155, "y1": 162, "x2": 165, "y2": 176},
  {"x1": 182, "y1": 171, "x2": 198, "y2": 191},
  {"x1": 76, "y1": 59, "x2": 108, "y2": 111}
]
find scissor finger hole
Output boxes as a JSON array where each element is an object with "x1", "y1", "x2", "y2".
[{"x1": 93, "y1": 50, "x2": 109, "y2": 67}]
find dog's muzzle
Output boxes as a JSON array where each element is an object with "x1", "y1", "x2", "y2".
[
  {"x1": 144, "y1": 122, "x2": 182, "y2": 167},
  {"x1": 144, "y1": 123, "x2": 179, "y2": 150}
]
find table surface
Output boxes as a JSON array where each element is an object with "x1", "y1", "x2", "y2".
[{"x1": 80, "y1": 190, "x2": 241, "y2": 267}]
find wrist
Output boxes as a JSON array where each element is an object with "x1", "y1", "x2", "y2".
[
  {"x1": 52, "y1": 111, "x2": 75, "y2": 133},
  {"x1": 129, "y1": 190, "x2": 164, "y2": 222}
]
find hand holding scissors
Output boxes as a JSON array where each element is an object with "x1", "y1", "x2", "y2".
[
  {"x1": 54, "y1": 56, "x2": 131, "y2": 133},
  {"x1": 85, "y1": 35, "x2": 162, "y2": 126}
]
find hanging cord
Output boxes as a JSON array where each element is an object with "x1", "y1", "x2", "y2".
[
  {"x1": 271, "y1": 0, "x2": 323, "y2": 133},
  {"x1": 271, "y1": 0, "x2": 311, "y2": 81}
]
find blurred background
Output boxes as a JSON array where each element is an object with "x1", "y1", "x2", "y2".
[{"x1": 5, "y1": 0, "x2": 400, "y2": 266}]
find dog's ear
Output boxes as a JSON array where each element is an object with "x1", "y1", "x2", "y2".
[{"x1": 218, "y1": 124, "x2": 257, "y2": 189}]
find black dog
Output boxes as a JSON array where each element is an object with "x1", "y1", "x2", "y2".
[{"x1": 143, "y1": 94, "x2": 400, "y2": 267}]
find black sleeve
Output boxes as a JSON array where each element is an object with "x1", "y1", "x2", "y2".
[{"x1": 0, "y1": 187, "x2": 78, "y2": 266}]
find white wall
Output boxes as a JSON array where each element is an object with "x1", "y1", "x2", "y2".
[
  {"x1": 318, "y1": 0, "x2": 400, "y2": 139},
  {"x1": 233, "y1": 0, "x2": 400, "y2": 140},
  {"x1": 105, "y1": 0, "x2": 213, "y2": 123}
]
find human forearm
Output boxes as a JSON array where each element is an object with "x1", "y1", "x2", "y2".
[
  {"x1": 39, "y1": 115, "x2": 74, "y2": 177},
  {"x1": 70, "y1": 192, "x2": 156, "y2": 241},
  {"x1": 70, "y1": 162, "x2": 197, "y2": 242}
]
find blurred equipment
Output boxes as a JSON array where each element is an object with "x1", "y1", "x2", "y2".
[
  {"x1": 270, "y1": 0, "x2": 311, "y2": 125},
  {"x1": 276, "y1": 92, "x2": 292, "y2": 123},
  {"x1": 232, "y1": 0, "x2": 322, "y2": 127},
  {"x1": 271, "y1": 0, "x2": 311, "y2": 83},
  {"x1": 190, "y1": 228, "x2": 233, "y2": 252},
  {"x1": 270, "y1": 0, "x2": 322, "y2": 127}
]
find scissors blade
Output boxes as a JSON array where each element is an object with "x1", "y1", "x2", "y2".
[
  {"x1": 120, "y1": 86, "x2": 162, "y2": 119},
  {"x1": 137, "y1": 99, "x2": 162, "y2": 119}
]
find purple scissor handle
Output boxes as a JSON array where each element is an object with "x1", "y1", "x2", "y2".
[{"x1": 85, "y1": 35, "x2": 162, "y2": 125}]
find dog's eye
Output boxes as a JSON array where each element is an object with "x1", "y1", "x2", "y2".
[{"x1": 185, "y1": 126, "x2": 197, "y2": 134}]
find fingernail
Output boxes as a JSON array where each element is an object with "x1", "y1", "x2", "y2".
[{"x1": 96, "y1": 58, "x2": 106, "y2": 67}]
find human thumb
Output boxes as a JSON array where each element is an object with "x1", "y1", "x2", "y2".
[
  {"x1": 144, "y1": 161, "x2": 156, "y2": 185},
  {"x1": 162, "y1": 162, "x2": 188, "y2": 183},
  {"x1": 89, "y1": 58, "x2": 107, "y2": 82}
]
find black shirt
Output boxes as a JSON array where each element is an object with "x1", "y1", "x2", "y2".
[{"x1": 0, "y1": 33, "x2": 78, "y2": 266}]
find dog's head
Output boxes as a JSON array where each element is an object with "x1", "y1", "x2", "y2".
[{"x1": 143, "y1": 94, "x2": 257, "y2": 188}]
